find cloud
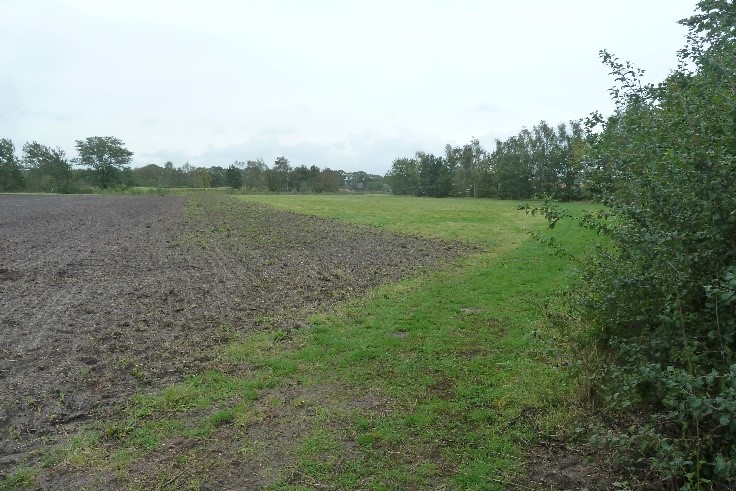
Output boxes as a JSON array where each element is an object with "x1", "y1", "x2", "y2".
[{"x1": 3, "y1": 0, "x2": 696, "y2": 176}]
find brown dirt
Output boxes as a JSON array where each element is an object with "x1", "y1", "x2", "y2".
[
  {"x1": 0, "y1": 192, "x2": 470, "y2": 484},
  {"x1": 524, "y1": 441, "x2": 619, "y2": 490}
]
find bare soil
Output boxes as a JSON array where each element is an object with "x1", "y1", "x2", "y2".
[
  {"x1": 524, "y1": 441, "x2": 618, "y2": 490},
  {"x1": 0, "y1": 193, "x2": 470, "y2": 483}
]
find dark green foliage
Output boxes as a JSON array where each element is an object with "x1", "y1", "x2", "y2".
[
  {"x1": 386, "y1": 151, "x2": 455, "y2": 197},
  {"x1": 290, "y1": 164, "x2": 314, "y2": 192},
  {"x1": 385, "y1": 157, "x2": 418, "y2": 195},
  {"x1": 119, "y1": 166, "x2": 139, "y2": 188},
  {"x1": 243, "y1": 159, "x2": 268, "y2": 190},
  {"x1": 266, "y1": 156, "x2": 291, "y2": 192},
  {"x1": 445, "y1": 139, "x2": 483, "y2": 196},
  {"x1": 0, "y1": 138, "x2": 24, "y2": 191},
  {"x1": 492, "y1": 133, "x2": 535, "y2": 199},
  {"x1": 342, "y1": 171, "x2": 384, "y2": 192},
  {"x1": 224, "y1": 164, "x2": 244, "y2": 189},
  {"x1": 133, "y1": 163, "x2": 167, "y2": 187},
  {"x1": 289, "y1": 164, "x2": 346, "y2": 193},
  {"x1": 208, "y1": 166, "x2": 226, "y2": 187},
  {"x1": 416, "y1": 152, "x2": 453, "y2": 197},
  {"x1": 23, "y1": 142, "x2": 74, "y2": 193},
  {"x1": 482, "y1": 121, "x2": 587, "y2": 200},
  {"x1": 74, "y1": 136, "x2": 134, "y2": 189},
  {"x1": 549, "y1": 2, "x2": 736, "y2": 487},
  {"x1": 5, "y1": 138, "x2": 371, "y2": 195},
  {"x1": 314, "y1": 168, "x2": 342, "y2": 192},
  {"x1": 387, "y1": 125, "x2": 587, "y2": 200}
]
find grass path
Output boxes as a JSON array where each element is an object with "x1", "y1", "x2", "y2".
[{"x1": 226, "y1": 194, "x2": 594, "y2": 489}]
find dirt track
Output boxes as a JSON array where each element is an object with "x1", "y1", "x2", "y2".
[{"x1": 0, "y1": 193, "x2": 467, "y2": 478}]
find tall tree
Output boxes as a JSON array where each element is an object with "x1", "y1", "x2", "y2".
[
  {"x1": 0, "y1": 138, "x2": 24, "y2": 191},
  {"x1": 224, "y1": 164, "x2": 244, "y2": 189},
  {"x1": 385, "y1": 157, "x2": 418, "y2": 195},
  {"x1": 74, "y1": 136, "x2": 133, "y2": 189},
  {"x1": 492, "y1": 132, "x2": 534, "y2": 199},
  {"x1": 315, "y1": 167, "x2": 342, "y2": 192},
  {"x1": 244, "y1": 159, "x2": 268, "y2": 190},
  {"x1": 194, "y1": 168, "x2": 211, "y2": 188},
  {"x1": 23, "y1": 141, "x2": 73, "y2": 193},
  {"x1": 162, "y1": 161, "x2": 182, "y2": 187},
  {"x1": 180, "y1": 162, "x2": 197, "y2": 187},
  {"x1": 209, "y1": 166, "x2": 226, "y2": 187},
  {"x1": 290, "y1": 165, "x2": 315, "y2": 193},
  {"x1": 133, "y1": 164, "x2": 165, "y2": 187},
  {"x1": 530, "y1": 121, "x2": 558, "y2": 195},
  {"x1": 267, "y1": 156, "x2": 292, "y2": 192},
  {"x1": 416, "y1": 152, "x2": 453, "y2": 197}
]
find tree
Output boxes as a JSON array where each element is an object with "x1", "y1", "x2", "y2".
[
  {"x1": 416, "y1": 152, "x2": 453, "y2": 197},
  {"x1": 23, "y1": 141, "x2": 73, "y2": 193},
  {"x1": 224, "y1": 164, "x2": 244, "y2": 189},
  {"x1": 194, "y1": 168, "x2": 211, "y2": 188},
  {"x1": 492, "y1": 133, "x2": 534, "y2": 199},
  {"x1": 181, "y1": 162, "x2": 194, "y2": 186},
  {"x1": 385, "y1": 157, "x2": 418, "y2": 195},
  {"x1": 447, "y1": 138, "x2": 488, "y2": 196},
  {"x1": 267, "y1": 156, "x2": 291, "y2": 192},
  {"x1": 291, "y1": 165, "x2": 315, "y2": 193},
  {"x1": 0, "y1": 138, "x2": 24, "y2": 191},
  {"x1": 163, "y1": 161, "x2": 182, "y2": 187},
  {"x1": 315, "y1": 167, "x2": 342, "y2": 192},
  {"x1": 244, "y1": 159, "x2": 267, "y2": 190},
  {"x1": 209, "y1": 166, "x2": 226, "y2": 188},
  {"x1": 526, "y1": 121, "x2": 586, "y2": 200},
  {"x1": 558, "y1": 121, "x2": 588, "y2": 201},
  {"x1": 74, "y1": 136, "x2": 133, "y2": 189},
  {"x1": 134, "y1": 164, "x2": 165, "y2": 188}
]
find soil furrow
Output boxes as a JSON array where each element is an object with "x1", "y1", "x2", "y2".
[{"x1": 0, "y1": 193, "x2": 469, "y2": 481}]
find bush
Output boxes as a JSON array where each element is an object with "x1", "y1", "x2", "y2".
[{"x1": 544, "y1": 2, "x2": 736, "y2": 488}]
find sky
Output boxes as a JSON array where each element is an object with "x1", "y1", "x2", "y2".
[{"x1": 2, "y1": 0, "x2": 697, "y2": 174}]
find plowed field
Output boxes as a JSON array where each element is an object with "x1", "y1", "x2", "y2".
[{"x1": 0, "y1": 193, "x2": 466, "y2": 480}]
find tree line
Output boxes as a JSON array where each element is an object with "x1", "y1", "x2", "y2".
[
  {"x1": 1, "y1": 136, "x2": 143, "y2": 193},
  {"x1": 2, "y1": 121, "x2": 590, "y2": 200},
  {"x1": 133, "y1": 158, "x2": 387, "y2": 193},
  {"x1": 0, "y1": 137, "x2": 387, "y2": 193},
  {"x1": 385, "y1": 120, "x2": 588, "y2": 200}
]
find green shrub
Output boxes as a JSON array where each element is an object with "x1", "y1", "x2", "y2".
[{"x1": 543, "y1": 2, "x2": 736, "y2": 487}]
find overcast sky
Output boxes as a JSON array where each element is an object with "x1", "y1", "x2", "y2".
[{"x1": 2, "y1": 1, "x2": 696, "y2": 174}]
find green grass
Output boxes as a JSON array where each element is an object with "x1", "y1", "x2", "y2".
[
  {"x1": 239, "y1": 194, "x2": 533, "y2": 244},
  {"x1": 231, "y1": 195, "x2": 597, "y2": 489},
  {"x1": 6, "y1": 195, "x2": 598, "y2": 490},
  {"x1": 0, "y1": 468, "x2": 35, "y2": 491}
]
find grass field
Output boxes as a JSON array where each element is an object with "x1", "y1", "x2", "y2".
[
  {"x1": 2, "y1": 194, "x2": 599, "y2": 490},
  {"x1": 230, "y1": 195, "x2": 597, "y2": 488}
]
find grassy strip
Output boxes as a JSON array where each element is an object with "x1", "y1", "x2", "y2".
[
  {"x1": 237, "y1": 194, "x2": 532, "y2": 244},
  {"x1": 253, "y1": 244, "x2": 578, "y2": 489},
  {"x1": 6, "y1": 195, "x2": 595, "y2": 490},
  {"x1": 228, "y1": 195, "x2": 596, "y2": 489}
]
